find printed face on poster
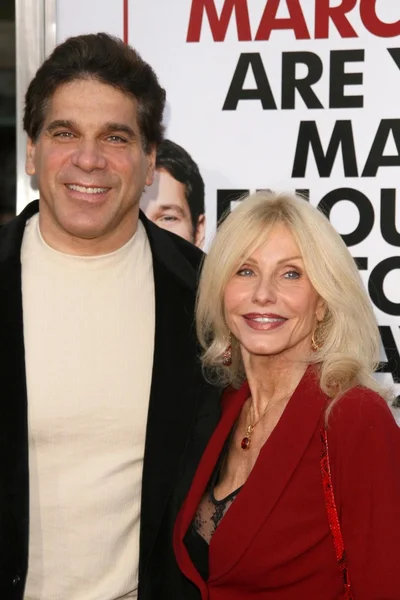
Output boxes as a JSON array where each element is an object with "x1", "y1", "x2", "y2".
[{"x1": 56, "y1": 0, "x2": 400, "y2": 406}]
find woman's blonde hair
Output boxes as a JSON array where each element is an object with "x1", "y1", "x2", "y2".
[{"x1": 196, "y1": 190, "x2": 390, "y2": 415}]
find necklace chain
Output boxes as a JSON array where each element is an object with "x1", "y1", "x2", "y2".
[{"x1": 241, "y1": 389, "x2": 293, "y2": 450}]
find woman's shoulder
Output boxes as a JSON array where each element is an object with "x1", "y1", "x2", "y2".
[
  {"x1": 331, "y1": 386, "x2": 393, "y2": 418},
  {"x1": 328, "y1": 387, "x2": 400, "y2": 508},
  {"x1": 328, "y1": 385, "x2": 399, "y2": 441}
]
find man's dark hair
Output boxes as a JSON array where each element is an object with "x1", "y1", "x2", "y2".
[
  {"x1": 156, "y1": 139, "x2": 205, "y2": 230},
  {"x1": 23, "y1": 32, "x2": 166, "y2": 152}
]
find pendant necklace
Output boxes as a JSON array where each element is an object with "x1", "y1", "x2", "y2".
[{"x1": 240, "y1": 390, "x2": 293, "y2": 450}]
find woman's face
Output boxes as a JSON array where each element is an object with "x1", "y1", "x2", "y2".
[{"x1": 223, "y1": 223, "x2": 325, "y2": 362}]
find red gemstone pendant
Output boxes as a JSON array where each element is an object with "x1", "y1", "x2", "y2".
[{"x1": 241, "y1": 437, "x2": 251, "y2": 450}]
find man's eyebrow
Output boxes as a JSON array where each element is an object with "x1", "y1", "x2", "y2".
[
  {"x1": 103, "y1": 122, "x2": 136, "y2": 138},
  {"x1": 46, "y1": 119, "x2": 76, "y2": 132}
]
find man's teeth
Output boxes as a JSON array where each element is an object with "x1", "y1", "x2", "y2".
[
  {"x1": 67, "y1": 184, "x2": 108, "y2": 194},
  {"x1": 251, "y1": 317, "x2": 284, "y2": 323}
]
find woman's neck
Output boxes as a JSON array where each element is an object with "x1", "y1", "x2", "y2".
[{"x1": 243, "y1": 353, "x2": 308, "y2": 420}]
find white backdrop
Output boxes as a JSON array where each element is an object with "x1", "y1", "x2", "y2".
[{"x1": 53, "y1": 0, "x2": 400, "y2": 411}]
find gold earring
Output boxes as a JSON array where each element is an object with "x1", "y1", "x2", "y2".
[{"x1": 311, "y1": 326, "x2": 323, "y2": 351}]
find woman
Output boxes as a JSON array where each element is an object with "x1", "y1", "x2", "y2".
[{"x1": 173, "y1": 191, "x2": 400, "y2": 599}]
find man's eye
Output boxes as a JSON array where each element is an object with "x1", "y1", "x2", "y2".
[
  {"x1": 159, "y1": 215, "x2": 179, "y2": 222},
  {"x1": 54, "y1": 131, "x2": 74, "y2": 138},
  {"x1": 107, "y1": 135, "x2": 127, "y2": 143}
]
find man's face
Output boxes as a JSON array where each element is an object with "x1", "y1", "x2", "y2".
[
  {"x1": 141, "y1": 168, "x2": 205, "y2": 248},
  {"x1": 26, "y1": 78, "x2": 155, "y2": 254}
]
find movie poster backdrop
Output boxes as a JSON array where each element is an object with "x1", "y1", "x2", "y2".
[{"x1": 56, "y1": 0, "x2": 400, "y2": 414}]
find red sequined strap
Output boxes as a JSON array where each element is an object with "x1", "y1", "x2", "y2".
[{"x1": 320, "y1": 428, "x2": 353, "y2": 599}]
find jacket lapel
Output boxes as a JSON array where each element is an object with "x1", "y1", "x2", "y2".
[
  {"x1": 209, "y1": 367, "x2": 326, "y2": 580},
  {"x1": 138, "y1": 215, "x2": 219, "y2": 577},
  {"x1": 0, "y1": 201, "x2": 39, "y2": 572},
  {"x1": 174, "y1": 367, "x2": 327, "y2": 587},
  {"x1": 174, "y1": 384, "x2": 249, "y2": 594}
]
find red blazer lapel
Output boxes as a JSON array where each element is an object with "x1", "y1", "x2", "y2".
[
  {"x1": 208, "y1": 367, "x2": 327, "y2": 581},
  {"x1": 174, "y1": 367, "x2": 328, "y2": 590},
  {"x1": 173, "y1": 383, "x2": 249, "y2": 595}
]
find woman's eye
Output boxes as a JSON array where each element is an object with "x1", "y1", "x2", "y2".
[
  {"x1": 284, "y1": 270, "x2": 300, "y2": 279},
  {"x1": 237, "y1": 268, "x2": 254, "y2": 277}
]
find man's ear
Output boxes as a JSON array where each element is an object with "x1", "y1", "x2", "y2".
[
  {"x1": 26, "y1": 137, "x2": 36, "y2": 176},
  {"x1": 145, "y1": 145, "x2": 156, "y2": 187},
  {"x1": 194, "y1": 214, "x2": 206, "y2": 249}
]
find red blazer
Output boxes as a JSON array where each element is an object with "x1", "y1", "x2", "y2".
[{"x1": 174, "y1": 368, "x2": 400, "y2": 599}]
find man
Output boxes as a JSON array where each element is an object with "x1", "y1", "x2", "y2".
[
  {"x1": 0, "y1": 33, "x2": 219, "y2": 600},
  {"x1": 141, "y1": 139, "x2": 206, "y2": 248}
]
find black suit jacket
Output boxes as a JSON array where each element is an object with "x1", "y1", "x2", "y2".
[{"x1": 0, "y1": 201, "x2": 220, "y2": 600}]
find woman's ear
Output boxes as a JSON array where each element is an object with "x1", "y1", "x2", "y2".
[{"x1": 315, "y1": 298, "x2": 327, "y2": 323}]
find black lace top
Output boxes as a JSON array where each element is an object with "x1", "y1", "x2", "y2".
[{"x1": 184, "y1": 432, "x2": 242, "y2": 580}]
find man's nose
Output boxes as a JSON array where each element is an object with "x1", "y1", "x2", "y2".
[{"x1": 71, "y1": 139, "x2": 107, "y2": 172}]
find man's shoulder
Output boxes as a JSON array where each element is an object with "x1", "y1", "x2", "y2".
[
  {"x1": 164, "y1": 228, "x2": 205, "y2": 270},
  {"x1": 141, "y1": 214, "x2": 205, "y2": 290},
  {"x1": 0, "y1": 201, "x2": 39, "y2": 257},
  {"x1": 0, "y1": 202, "x2": 39, "y2": 234}
]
